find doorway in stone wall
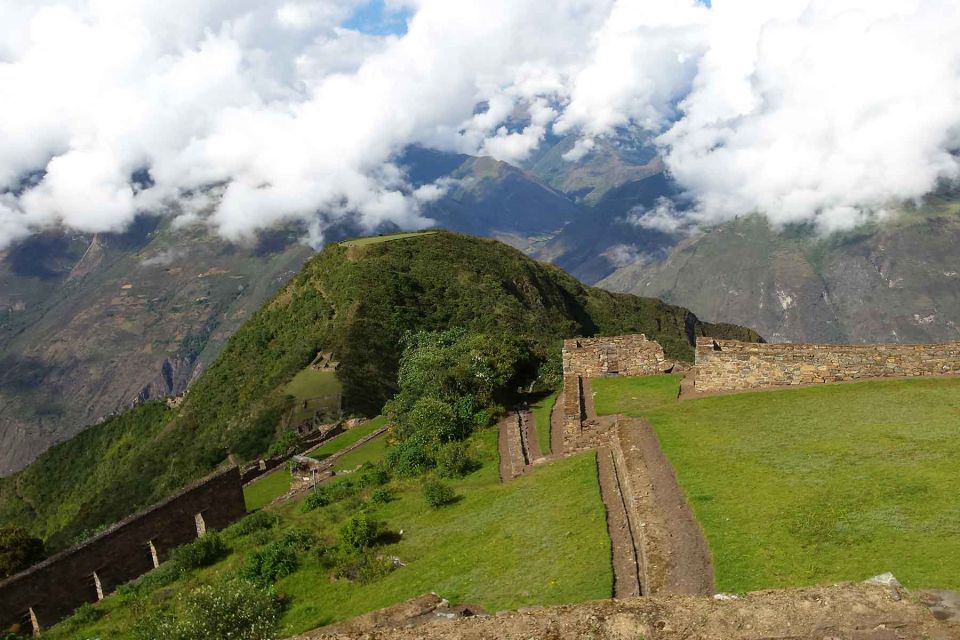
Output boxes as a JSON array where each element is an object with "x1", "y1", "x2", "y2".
[{"x1": 600, "y1": 346, "x2": 619, "y2": 375}]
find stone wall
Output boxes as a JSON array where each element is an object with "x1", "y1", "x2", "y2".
[
  {"x1": 695, "y1": 338, "x2": 960, "y2": 392},
  {"x1": 0, "y1": 466, "x2": 246, "y2": 633},
  {"x1": 562, "y1": 335, "x2": 667, "y2": 378},
  {"x1": 562, "y1": 375, "x2": 584, "y2": 445}
]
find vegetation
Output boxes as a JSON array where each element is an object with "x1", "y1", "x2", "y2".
[
  {"x1": 0, "y1": 526, "x2": 44, "y2": 578},
  {"x1": 0, "y1": 231, "x2": 756, "y2": 553},
  {"x1": 339, "y1": 231, "x2": 438, "y2": 247},
  {"x1": 422, "y1": 479, "x2": 458, "y2": 509},
  {"x1": 243, "y1": 468, "x2": 293, "y2": 512},
  {"x1": 530, "y1": 391, "x2": 558, "y2": 455},
  {"x1": 593, "y1": 375, "x2": 960, "y2": 592},
  {"x1": 42, "y1": 429, "x2": 611, "y2": 639},
  {"x1": 591, "y1": 374, "x2": 682, "y2": 416},
  {"x1": 283, "y1": 367, "x2": 342, "y2": 424},
  {"x1": 308, "y1": 417, "x2": 387, "y2": 461}
]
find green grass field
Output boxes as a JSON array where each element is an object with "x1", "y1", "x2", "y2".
[
  {"x1": 284, "y1": 367, "x2": 342, "y2": 423},
  {"x1": 590, "y1": 374, "x2": 682, "y2": 416},
  {"x1": 593, "y1": 375, "x2": 960, "y2": 592},
  {"x1": 243, "y1": 468, "x2": 292, "y2": 511},
  {"x1": 530, "y1": 391, "x2": 557, "y2": 455},
  {"x1": 332, "y1": 434, "x2": 388, "y2": 472},
  {"x1": 308, "y1": 416, "x2": 387, "y2": 461},
  {"x1": 52, "y1": 427, "x2": 610, "y2": 639},
  {"x1": 340, "y1": 231, "x2": 437, "y2": 247}
]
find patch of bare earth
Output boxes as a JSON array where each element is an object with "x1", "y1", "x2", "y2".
[{"x1": 294, "y1": 584, "x2": 960, "y2": 640}]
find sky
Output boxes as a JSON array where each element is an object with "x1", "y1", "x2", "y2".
[{"x1": 1, "y1": 0, "x2": 960, "y2": 249}]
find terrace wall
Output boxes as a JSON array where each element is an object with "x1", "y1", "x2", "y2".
[
  {"x1": 0, "y1": 466, "x2": 246, "y2": 633},
  {"x1": 694, "y1": 338, "x2": 960, "y2": 392},
  {"x1": 562, "y1": 335, "x2": 667, "y2": 378}
]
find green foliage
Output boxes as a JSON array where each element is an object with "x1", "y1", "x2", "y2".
[
  {"x1": 301, "y1": 481, "x2": 360, "y2": 513},
  {"x1": 422, "y1": 479, "x2": 458, "y2": 509},
  {"x1": 356, "y1": 463, "x2": 390, "y2": 488},
  {"x1": 266, "y1": 429, "x2": 300, "y2": 458},
  {"x1": 0, "y1": 526, "x2": 44, "y2": 578},
  {"x1": 132, "y1": 579, "x2": 281, "y2": 640},
  {"x1": 226, "y1": 511, "x2": 280, "y2": 539},
  {"x1": 370, "y1": 488, "x2": 394, "y2": 504},
  {"x1": 170, "y1": 532, "x2": 228, "y2": 570},
  {"x1": 339, "y1": 514, "x2": 381, "y2": 550},
  {"x1": 436, "y1": 441, "x2": 478, "y2": 478},
  {"x1": 240, "y1": 528, "x2": 315, "y2": 585},
  {"x1": 68, "y1": 603, "x2": 102, "y2": 625},
  {"x1": 1, "y1": 231, "x2": 758, "y2": 549}
]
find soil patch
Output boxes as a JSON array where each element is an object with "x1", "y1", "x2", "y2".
[
  {"x1": 596, "y1": 444, "x2": 642, "y2": 598},
  {"x1": 297, "y1": 584, "x2": 960, "y2": 640}
]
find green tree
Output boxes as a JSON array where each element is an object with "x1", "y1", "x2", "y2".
[{"x1": 0, "y1": 526, "x2": 44, "y2": 578}]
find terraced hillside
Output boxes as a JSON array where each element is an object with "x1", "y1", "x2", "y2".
[{"x1": 0, "y1": 232, "x2": 759, "y2": 550}]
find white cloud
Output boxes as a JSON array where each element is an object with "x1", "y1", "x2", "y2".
[
  {"x1": 625, "y1": 197, "x2": 689, "y2": 234},
  {"x1": 2, "y1": 0, "x2": 960, "y2": 248}
]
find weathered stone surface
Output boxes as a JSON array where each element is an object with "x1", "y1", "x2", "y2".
[
  {"x1": 0, "y1": 466, "x2": 246, "y2": 632},
  {"x1": 695, "y1": 338, "x2": 960, "y2": 392},
  {"x1": 562, "y1": 334, "x2": 667, "y2": 378}
]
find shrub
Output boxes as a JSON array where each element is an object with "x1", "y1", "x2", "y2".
[
  {"x1": 133, "y1": 579, "x2": 280, "y2": 640},
  {"x1": 0, "y1": 526, "x2": 44, "y2": 578},
  {"x1": 422, "y1": 479, "x2": 458, "y2": 509},
  {"x1": 334, "y1": 550, "x2": 397, "y2": 583},
  {"x1": 69, "y1": 602, "x2": 103, "y2": 625},
  {"x1": 226, "y1": 511, "x2": 279, "y2": 538},
  {"x1": 170, "y1": 532, "x2": 227, "y2": 569},
  {"x1": 266, "y1": 429, "x2": 299, "y2": 458},
  {"x1": 370, "y1": 488, "x2": 394, "y2": 504},
  {"x1": 135, "y1": 559, "x2": 185, "y2": 592},
  {"x1": 241, "y1": 542, "x2": 299, "y2": 585},
  {"x1": 301, "y1": 480, "x2": 360, "y2": 513},
  {"x1": 436, "y1": 441, "x2": 478, "y2": 478},
  {"x1": 339, "y1": 514, "x2": 381, "y2": 550},
  {"x1": 357, "y1": 463, "x2": 390, "y2": 487},
  {"x1": 385, "y1": 438, "x2": 435, "y2": 477}
]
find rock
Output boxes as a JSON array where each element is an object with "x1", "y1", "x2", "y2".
[{"x1": 864, "y1": 572, "x2": 901, "y2": 588}]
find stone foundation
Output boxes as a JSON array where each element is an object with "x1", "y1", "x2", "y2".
[
  {"x1": 562, "y1": 335, "x2": 667, "y2": 378},
  {"x1": 0, "y1": 466, "x2": 246, "y2": 633},
  {"x1": 695, "y1": 338, "x2": 960, "y2": 392}
]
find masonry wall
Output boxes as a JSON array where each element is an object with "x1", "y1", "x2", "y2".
[
  {"x1": 562, "y1": 335, "x2": 667, "y2": 378},
  {"x1": 0, "y1": 466, "x2": 246, "y2": 633},
  {"x1": 695, "y1": 338, "x2": 960, "y2": 392}
]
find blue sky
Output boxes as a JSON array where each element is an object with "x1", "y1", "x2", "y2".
[{"x1": 342, "y1": 0, "x2": 412, "y2": 36}]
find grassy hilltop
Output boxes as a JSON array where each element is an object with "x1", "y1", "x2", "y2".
[{"x1": 0, "y1": 231, "x2": 759, "y2": 549}]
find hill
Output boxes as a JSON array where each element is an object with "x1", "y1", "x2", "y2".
[{"x1": 0, "y1": 232, "x2": 760, "y2": 550}]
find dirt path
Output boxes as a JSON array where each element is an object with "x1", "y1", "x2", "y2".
[
  {"x1": 596, "y1": 444, "x2": 642, "y2": 598},
  {"x1": 497, "y1": 412, "x2": 527, "y2": 481},
  {"x1": 518, "y1": 409, "x2": 542, "y2": 461},
  {"x1": 616, "y1": 417, "x2": 714, "y2": 595},
  {"x1": 550, "y1": 394, "x2": 565, "y2": 456},
  {"x1": 297, "y1": 584, "x2": 960, "y2": 640}
]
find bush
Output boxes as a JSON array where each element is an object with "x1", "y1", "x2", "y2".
[
  {"x1": 135, "y1": 559, "x2": 185, "y2": 592},
  {"x1": 170, "y1": 532, "x2": 227, "y2": 569},
  {"x1": 385, "y1": 438, "x2": 435, "y2": 477},
  {"x1": 0, "y1": 526, "x2": 44, "y2": 578},
  {"x1": 240, "y1": 528, "x2": 315, "y2": 585},
  {"x1": 226, "y1": 511, "x2": 279, "y2": 538},
  {"x1": 422, "y1": 479, "x2": 458, "y2": 509},
  {"x1": 301, "y1": 480, "x2": 361, "y2": 513},
  {"x1": 357, "y1": 463, "x2": 390, "y2": 487},
  {"x1": 334, "y1": 550, "x2": 397, "y2": 583},
  {"x1": 370, "y1": 488, "x2": 394, "y2": 504},
  {"x1": 69, "y1": 602, "x2": 103, "y2": 625},
  {"x1": 133, "y1": 579, "x2": 281, "y2": 640},
  {"x1": 436, "y1": 441, "x2": 478, "y2": 478},
  {"x1": 339, "y1": 514, "x2": 381, "y2": 550},
  {"x1": 266, "y1": 429, "x2": 299, "y2": 458}
]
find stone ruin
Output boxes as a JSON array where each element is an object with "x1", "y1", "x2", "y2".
[
  {"x1": 562, "y1": 334, "x2": 668, "y2": 378},
  {"x1": 310, "y1": 351, "x2": 340, "y2": 371}
]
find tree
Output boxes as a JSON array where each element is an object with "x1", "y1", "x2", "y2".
[{"x1": 0, "y1": 526, "x2": 44, "y2": 578}]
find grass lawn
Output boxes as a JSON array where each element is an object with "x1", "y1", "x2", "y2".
[
  {"x1": 49, "y1": 427, "x2": 611, "y2": 639},
  {"x1": 590, "y1": 373, "x2": 682, "y2": 416},
  {"x1": 530, "y1": 391, "x2": 557, "y2": 455},
  {"x1": 243, "y1": 467, "x2": 292, "y2": 511},
  {"x1": 594, "y1": 375, "x2": 960, "y2": 593},
  {"x1": 340, "y1": 231, "x2": 437, "y2": 247},
  {"x1": 285, "y1": 367, "x2": 342, "y2": 423},
  {"x1": 333, "y1": 434, "x2": 388, "y2": 472},
  {"x1": 308, "y1": 416, "x2": 388, "y2": 461}
]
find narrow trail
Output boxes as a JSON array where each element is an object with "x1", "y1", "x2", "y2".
[{"x1": 596, "y1": 444, "x2": 642, "y2": 597}]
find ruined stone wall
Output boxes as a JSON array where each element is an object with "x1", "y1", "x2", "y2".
[
  {"x1": 695, "y1": 338, "x2": 960, "y2": 392},
  {"x1": 0, "y1": 466, "x2": 246, "y2": 633},
  {"x1": 562, "y1": 335, "x2": 667, "y2": 378},
  {"x1": 562, "y1": 375, "x2": 584, "y2": 445}
]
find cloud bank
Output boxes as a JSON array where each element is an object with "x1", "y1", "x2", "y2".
[{"x1": 1, "y1": 0, "x2": 960, "y2": 248}]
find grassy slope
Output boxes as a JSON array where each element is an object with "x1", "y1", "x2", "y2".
[
  {"x1": 307, "y1": 417, "x2": 388, "y2": 461},
  {"x1": 45, "y1": 429, "x2": 611, "y2": 639},
  {"x1": 285, "y1": 368, "x2": 342, "y2": 423},
  {"x1": 0, "y1": 231, "x2": 759, "y2": 549},
  {"x1": 590, "y1": 374, "x2": 682, "y2": 416},
  {"x1": 340, "y1": 231, "x2": 438, "y2": 247},
  {"x1": 593, "y1": 375, "x2": 960, "y2": 592},
  {"x1": 530, "y1": 391, "x2": 557, "y2": 455},
  {"x1": 243, "y1": 470, "x2": 292, "y2": 512}
]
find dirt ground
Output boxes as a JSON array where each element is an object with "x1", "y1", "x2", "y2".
[
  {"x1": 616, "y1": 417, "x2": 714, "y2": 595},
  {"x1": 596, "y1": 443, "x2": 642, "y2": 597},
  {"x1": 296, "y1": 584, "x2": 960, "y2": 640}
]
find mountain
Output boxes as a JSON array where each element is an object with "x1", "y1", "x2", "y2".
[
  {"x1": 0, "y1": 231, "x2": 760, "y2": 549},
  {"x1": 0, "y1": 218, "x2": 313, "y2": 476},
  {"x1": 599, "y1": 202, "x2": 960, "y2": 344},
  {"x1": 0, "y1": 151, "x2": 586, "y2": 476}
]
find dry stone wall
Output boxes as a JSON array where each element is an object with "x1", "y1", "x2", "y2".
[
  {"x1": 695, "y1": 338, "x2": 960, "y2": 392},
  {"x1": 0, "y1": 466, "x2": 246, "y2": 633},
  {"x1": 562, "y1": 335, "x2": 667, "y2": 378}
]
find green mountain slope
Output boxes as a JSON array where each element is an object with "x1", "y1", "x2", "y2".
[{"x1": 0, "y1": 232, "x2": 759, "y2": 550}]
